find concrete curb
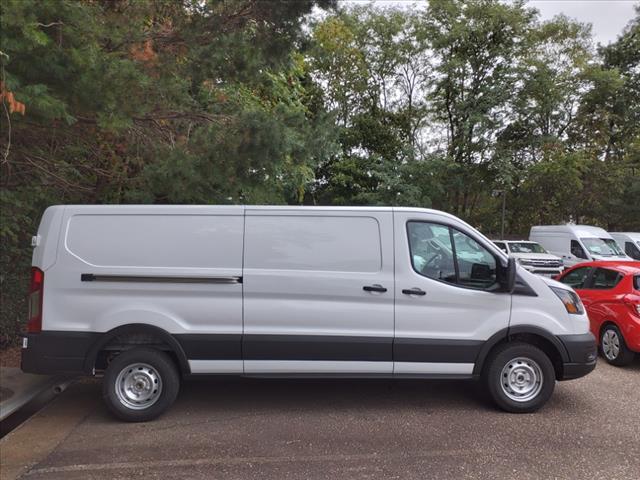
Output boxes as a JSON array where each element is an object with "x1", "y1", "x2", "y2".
[{"x1": 0, "y1": 368, "x2": 72, "y2": 421}]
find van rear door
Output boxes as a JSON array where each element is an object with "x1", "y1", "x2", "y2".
[{"x1": 242, "y1": 208, "x2": 395, "y2": 374}]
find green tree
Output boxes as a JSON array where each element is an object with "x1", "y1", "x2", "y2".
[
  {"x1": 421, "y1": 0, "x2": 535, "y2": 217},
  {"x1": 0, "y1": 0, "x2": 337, "y2": 344}
]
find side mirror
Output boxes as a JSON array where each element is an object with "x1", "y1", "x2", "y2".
[{"x1": 501, "y1": 257, "x2": 517, "y2": 293}]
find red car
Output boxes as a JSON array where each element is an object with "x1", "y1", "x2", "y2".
[{"x1": 556, "y1": 261, "x2": 640, "y2": 366}]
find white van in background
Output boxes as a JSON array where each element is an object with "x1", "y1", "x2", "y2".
[
  {"x1": 529, "y1": 225, "x2": 630, "y2": 267},
  {"x1": 492, "y1": 240, "x2": 563, "y2": 277},
  {"x1": 22, "y1": 205, "x2": 597, "y2": 421},
  {"x1": 609, "y1": 232, "x2": 640, "y2": 260}
]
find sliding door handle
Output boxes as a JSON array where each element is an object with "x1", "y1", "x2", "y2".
[
  {"x1": 363, "y1": 284, "x2": 387, "y2": 293},
  {"x1": 402, "y1": 288, "x2": 426, "y2": 296}
]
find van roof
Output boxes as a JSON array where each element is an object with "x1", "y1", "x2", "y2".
[
  {"x1": 610, "y1": 232, "x2": 640, "y2": 241},
  {"x1": 47, "y1": 204, "x2": 463, "y2": 222},
  {"x1": 51, "y1": 204, "x2": 443, "y2": 212},
  {"x1": 530, "y1": 224, "x2": 611, "y2": 238}
]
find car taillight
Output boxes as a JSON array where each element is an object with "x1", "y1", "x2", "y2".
[
  {"x1": 622, "y1": 294, "x2": 640, "y2": 317},
  {"x1": 27, "y1": 267, "x2": 44, "y2": 333}
]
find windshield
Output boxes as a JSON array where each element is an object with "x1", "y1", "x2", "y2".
[
  {"x1": 580, "y1": 237, "x2": 625, "y2": 256},
  {"x1": 508, "y1": 242, "x2": 547, "y2": 254}
]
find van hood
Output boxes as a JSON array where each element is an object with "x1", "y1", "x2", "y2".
[
  {"x1": 515, "y1": 265, "x2": 568, "y2": 297},
  {"x1": 510, "y1": 252, "x2": 561, "y2": 261},
  {"x1": 590, "y1": 254, "x2": 630, "y2": 261},
  {"x1": 538, "y1": 274, "x2": 569, "y2": 290}
]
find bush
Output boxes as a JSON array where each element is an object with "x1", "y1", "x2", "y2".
[{"x1": 0, "y1": 268, "x2": 28, "y2": 347}]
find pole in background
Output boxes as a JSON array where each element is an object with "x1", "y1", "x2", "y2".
[
  {"x1": 492, "y1": 189, "x2": 507, "y2": 238},
  {"x1": 501, "y1": 191, "x2": 506, "y2": 239}
]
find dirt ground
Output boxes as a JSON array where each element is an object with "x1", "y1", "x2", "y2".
[
  {"x1": 0, "y1": 346, "x2": 21, "y2": 368},
  {"x1": 2, "y1": 357, "x2": 639, "y2": 480}
]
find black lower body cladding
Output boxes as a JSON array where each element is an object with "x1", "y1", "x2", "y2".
[
  {"x1": 21, "y1": 330, "x2": 598, "y2": 380},
  {"x1": 21, "y1": 331, "x2": 99, "y2": 375},
  {"x1": 558, "y1": 332, "x2": 598, "y2": 380}
]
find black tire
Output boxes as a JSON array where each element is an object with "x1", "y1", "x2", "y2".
[
  {"x1": 102, "y1": 348, "x2": 180, "y2": 422},
  {"x1": 483, "y1": 342, "x2": 555, "y2": 413},
  {"x1": 600, "y1": 324, "x2": 636, "y2": 366}
]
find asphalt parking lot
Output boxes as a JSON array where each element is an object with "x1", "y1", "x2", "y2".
[{"x1": 1, "y1": 358, "x2": 639, "y2": 480}]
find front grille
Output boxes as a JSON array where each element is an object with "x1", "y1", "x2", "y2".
[{"x1": 528, "y1": 259, "x2": 562, "y2": 268}]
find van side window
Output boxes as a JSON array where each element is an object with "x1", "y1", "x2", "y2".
[
  {"x1": 452, "y1": 231, "x2": 498, "y2": 288},
  {"x1": 408, "y1": 222, "x2": 456, "y2": 283},
  {"x1": 625, "y1": 241, "x2": 640, "y2": 260},
  {"x1": 407, "y1": 222, "x2": 497, "y2": 290},
  {"x1": 590, "y1": 268, "x2": 622, "y2": 290},
  {"x1": 560, "y1": 267, "x2": 591, "y2": 289},
  {"x1": 494, "y1": 242, "x2": 508, "y2": 253},
  {"x1": 570, "y1": 240, "x2": 587, "y2": 259}
]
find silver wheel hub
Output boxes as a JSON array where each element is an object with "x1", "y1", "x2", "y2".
[
  {"x1": 115, "y1": 363, "x2": 162, "y2": 410},
  {"x1": 500, "y1": 357, "x2": 544, "y2": 403},
  {"x1": 602, "y1": 330, "x2": 620, "y2": 361}
]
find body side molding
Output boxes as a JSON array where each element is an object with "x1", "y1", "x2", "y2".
[{"x1": 81, "y1": 274, "x2": 242, "y2": 284}]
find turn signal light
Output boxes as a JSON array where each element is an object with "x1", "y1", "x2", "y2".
[{"x1": 550, "y1": 287, "x2": 584, "y2": 315}]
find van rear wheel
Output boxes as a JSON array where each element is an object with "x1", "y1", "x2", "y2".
[
  {"x1": 483, "y1": 342, "x2": 555, "y2": 413},
  {"x1": 103, "y1": 348, "x2": 180, "y2": 422}
]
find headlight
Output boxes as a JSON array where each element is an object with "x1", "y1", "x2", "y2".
[
  {"x1": 550, "y1": 287, "x2": 584, "y2": 315},
  {"x1": 517, "y1": 258, "x2": 533, "y2": 265}
]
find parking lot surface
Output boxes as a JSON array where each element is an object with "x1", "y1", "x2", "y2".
[{"x1": 1, "y1": 359, "x2": 639, "y2": 480}]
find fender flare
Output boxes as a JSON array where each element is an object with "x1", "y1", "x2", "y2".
[
  {"x1": 472, "y1": 325, "x2": 570, "y2": 376},
  {"x1": 83, "y1": 323, "x2": 190, "y2": 375}
]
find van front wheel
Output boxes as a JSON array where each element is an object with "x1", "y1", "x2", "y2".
[
  {"x1": 483, "y1": 342, "x2": 555, "y2": 413},
  {"x1": 103, "y1": 348, "x2": 180, "y2": 422}
]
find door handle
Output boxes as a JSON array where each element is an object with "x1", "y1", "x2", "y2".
[
  {"x1": 402, "y1": 288, "x2": 426, "y2": 296},
  {"x1": 363, "y1": 284, "x2": 387, "y2": 293}
]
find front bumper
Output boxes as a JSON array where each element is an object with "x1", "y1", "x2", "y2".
[{"x1": 558, "y1": 332, "x2": 597, "y2": 380}]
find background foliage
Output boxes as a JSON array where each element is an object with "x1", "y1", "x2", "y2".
[{"x1": 1, "y1": 0, "x2": 639, "y2": 344}]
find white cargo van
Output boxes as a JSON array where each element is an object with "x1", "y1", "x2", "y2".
[
  {"x1": 530, "y1": 225, "x2": 630, "y2": 267},
  {"x1": 22, "y1": 206, "x2": 596, "y2": 421},
  {"x1": 609, "y1": 232, "x2": 640, "y2": 260}
]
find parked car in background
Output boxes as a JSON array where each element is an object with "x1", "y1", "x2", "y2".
[
  {"x1": 556, "y1": 261, "x2": 640, "y2": 366},
  {"x1": 493, "y1": 240, "x2": 563, "y2": 277},
  {"x1": 609, "y1": 232, "x2": 640, "y2": 260},
  {"x1": 530, "y1": 225, "x2": 630, "y2": 267}
]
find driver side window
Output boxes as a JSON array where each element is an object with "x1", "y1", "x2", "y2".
[
  {"x1": 407, "y1": 222, "x2": 456, "y2": 283},
  {"x1": 407, "y1": 222, "x2": 498, "y2": 290},
  {"x1": 625, "y1": 241, "x2": 640, "y2": 260},
  {"x1": 570, "y1": 240, "x2": 587, "y2": 259}
]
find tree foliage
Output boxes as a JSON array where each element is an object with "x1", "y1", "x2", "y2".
[
  {"x1": 1, "y1": 0, "x2": 639, "y2": 344},
  {"x1": 308, "y1": 1, "x2": 639, "y2": 233}
]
